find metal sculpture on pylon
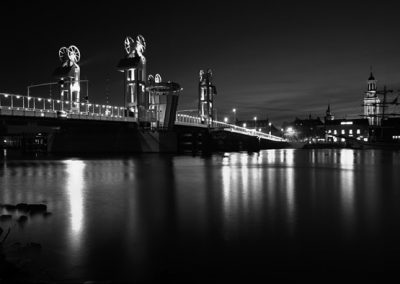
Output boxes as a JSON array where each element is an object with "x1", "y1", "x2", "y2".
[
  {"x1": 53, "y1": 45, "x2": 81, "y2": 113},
  {"x1": 117, "y1": 35, "x2": 148, "y2": 120}
]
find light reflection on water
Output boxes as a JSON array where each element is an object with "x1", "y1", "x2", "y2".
[
  {"x1": 1, "y1": 149, "x2": 400, "y2": 281},
  {"x1": 64, "y1": 160, "x2": 85, "y2": 259}
]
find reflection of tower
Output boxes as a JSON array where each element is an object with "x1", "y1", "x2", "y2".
[
  {"x1": 198, "y1": 69, "x2": 217, "y2": 126},
  {"x1": 117, "y1": 35, "x2": 147, "y2": 121},
  {"x1": 325, "y1": 104, "x2": 334, "y2": 122},
  {"x1": 53, "y1": 45, "x2": 81, "y2": 112},
  {"x1": 364, "y1": 72, "x2": 381, "y2": 126}
]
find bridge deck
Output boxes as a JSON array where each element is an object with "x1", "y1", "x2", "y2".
[{"x1": 0, "y1": 92, "x2": 285, "y2": 142}]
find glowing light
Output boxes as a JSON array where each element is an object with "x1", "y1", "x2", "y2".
[
  {"x1": 341, "y1": 121, "x2": 353, "y2": 125},
  {"x1": 243, "y1": 123, "x2": 247, "y2": 128}
]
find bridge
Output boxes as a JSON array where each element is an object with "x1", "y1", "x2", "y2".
[
  {"x1": 0, "y1": 92, "x2": 285, "y2": 141},
  {"x1": 0, "y1": 35, "x2": 286, "y2": 154}
]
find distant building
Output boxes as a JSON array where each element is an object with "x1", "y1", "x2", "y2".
[
  {"x1": 325, "y1": 119, "x2": 369, "y2": 143},
  {"x1": 282, "y1": 115, "x2": 324, "y2": 141}
]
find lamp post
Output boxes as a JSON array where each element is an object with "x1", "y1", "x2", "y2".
[
  {"x1": 224, "y1": 117, "x2": 228, "y2": 123},
  {"x1": 243, "y1": 123, "x2": 247, "y2": 128},
  {"x1": 232, "y1": 108, "x2": 236, "y2": 124},
  {"x1": 269, "y1": 122, "x2": 272, "y2": 135},
  {"x1": 254, "y1": 116, "x2": 257, "y2": 130}
]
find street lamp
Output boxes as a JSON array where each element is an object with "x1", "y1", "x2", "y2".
[
  {"x1": 254, "y1": 116, "x2": 257, "y2": 130},
  {"x1": 232, "y1": 108, "x2": 236, "y2": 124},
  {"x1": 224, "y1": 117, "x2": 228, "y2": 123},
  {"x1": 269, "y1": 122, "x2": 272, "y2": 135},
  {"x1": 243, "y1": 123, "x2": 247, "y2": 128}
]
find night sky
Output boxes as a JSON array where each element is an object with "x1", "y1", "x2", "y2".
[{"x1": 2, "y1": 1, "x2": 400, "y2": 125}]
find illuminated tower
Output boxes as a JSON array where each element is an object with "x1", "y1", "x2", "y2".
[
  {"x1": 198, "y1": 69, "x2": 217, "y2": 126},
  {"x1": 147, "y1": 74, "x2": 182, "y2": 129},
  {"x1": 117, "y1": 35, "x2": 148, "y2": 120},
  {"x1": 364, "y1": 72, "x2": 381, "y2": 126},
  {"x1": 53, "y1": 45, "x2": 81, "y2": 112}
]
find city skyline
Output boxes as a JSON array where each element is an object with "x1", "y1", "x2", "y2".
[{"x1": 1, "y1": 1, "x2": 400, "y2": 125}]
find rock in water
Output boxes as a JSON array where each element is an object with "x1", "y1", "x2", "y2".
[
  {"x1": 0, "y1": 215, "x2": 12, "y2": 221},
  {"x1": 27, "y1": 204, "x2": 47, "y2": 214},
  {"x1": 16, "y1": 203, "x2": 29, "y2": 212},
  {"x1": 17, "y1": 215, "x2": 28, "y2": 224},
  {"x1": 3, "y1": 205, "x2": 16, "y2": 212}
]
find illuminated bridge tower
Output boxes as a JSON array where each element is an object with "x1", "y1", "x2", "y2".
[
  {"x1": 364, "y1": 72, "x2": 381, "y2": 126},
  {"x1": 53, "y1": 45, "x2": 81, "y2": 112},
  {"x1": 147, "y1": 74, "x2": 182, "y2": 129},
  {"x1": 198, "y1": 69, "x2": 217, "y2": 126},
  {"x1": 117, "y1": 35, "x2": 148, "y2": 120}
]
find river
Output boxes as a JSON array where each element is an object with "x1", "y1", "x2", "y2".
[{"x1": 1, "y1": 149, "x2": 400, "y2": 282}]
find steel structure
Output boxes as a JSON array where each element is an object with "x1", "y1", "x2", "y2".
[
  {"x1": 53, "y1": 45, "x2": 81, "y2": 113},
  {"x1": 117, "y1": 35, "x2": 147, "y2": 120},
  {"x1": 147, "y1": 74, "x2": 182, "y2": 129},
  {"x1": 198, "y1": 69, "x2": 217, "y2": 126}
]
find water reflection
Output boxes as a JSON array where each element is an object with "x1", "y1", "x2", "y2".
[
  {"x1": 1, "y1": 150, "x2": 399, "y2": 281},
  {"x1": 64, "y1": 160, "x2": 86, "y2": 256},
  {"x1": 220, "y1": 150, "x2": 296, "y2": 239},
  {"x1": 339, "y1": 150, "x2": 355, "y2": 239}
]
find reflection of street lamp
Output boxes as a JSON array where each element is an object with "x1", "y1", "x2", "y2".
[
  {"x1": 232, "y1": 108, "x2": 236, "y2": 124},
  {"x1": 254, "y1": 116, "x2": 257, "y2": 130},
  {"x1": 269, "y1": 122, "x2": 272, "y2": 135}
]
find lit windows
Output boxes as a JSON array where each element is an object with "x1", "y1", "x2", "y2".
[
  {"x1": 357, "y1": 129, "x2": 360, "y2": 134},
  {"x1": 349, "y1": 129, "x2": 353, "y2": 135},
  {"x1": 334, "y1": 130, "x2": 337, "y2": 135},
  {"x1": 341, "y1": 129, "x2": 345, "y2": 135}
]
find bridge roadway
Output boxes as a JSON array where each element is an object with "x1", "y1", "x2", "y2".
[{"x1": 0, "y1": 92, "x2": 285, "y2": 142}]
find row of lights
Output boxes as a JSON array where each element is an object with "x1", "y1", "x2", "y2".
[
  {"x1": 0, "y1": 93, "x2": 126, "y2": 110},
  {"x1": 222, "y1": 108, "x2": 273, "y2": 135}
]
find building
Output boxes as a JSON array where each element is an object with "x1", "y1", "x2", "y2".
[
  {"x1": 282, "y1": 115, "x2": 324, "y2": 141},
  {"x1": 325, "y1": 119, "x2": 369, "y2": 143}
]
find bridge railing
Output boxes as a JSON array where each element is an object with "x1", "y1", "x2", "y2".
[
  {"x1": 0, "y1": 92, "x2": 135, "y2": 122},
  {"x1": 175, "y1": 113, "x2": 286, "y2": 142}
]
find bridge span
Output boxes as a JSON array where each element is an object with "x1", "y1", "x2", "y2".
[{"x1": 1, "y1": 35, "x2": 287, "y2": 154}]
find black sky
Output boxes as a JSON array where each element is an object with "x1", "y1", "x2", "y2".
[{"x1": 2, "y1": 1, "x2": 400, "y2": 124}]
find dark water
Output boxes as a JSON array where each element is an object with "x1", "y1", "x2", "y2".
[{"x1": 1, "y1": 149, "x2": 400, "y2": 282}]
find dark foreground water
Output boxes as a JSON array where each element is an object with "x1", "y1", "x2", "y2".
[{"x1": 1, "y1": 149, "x2": 400, "y2": 283}]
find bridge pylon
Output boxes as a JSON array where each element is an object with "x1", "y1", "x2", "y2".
[
  {"x1": 198, "y1": 69, "x2": 217, "y2": 127},
  {"x1": 53, "y1": 45, "x2": 81, "y2": 113}
]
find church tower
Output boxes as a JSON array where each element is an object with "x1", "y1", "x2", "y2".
[
  {"x1": 363, "y1": 72, "x2": 381, "y2": 126},
  {"x1": 325, "y1": 104, "x2": 334, "y2": 122}
]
